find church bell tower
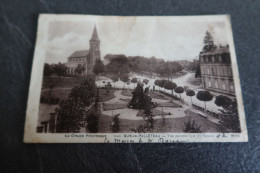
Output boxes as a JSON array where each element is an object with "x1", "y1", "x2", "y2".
[{"x1": 89, "y1": 25, "x2": 101, "y2": 67}]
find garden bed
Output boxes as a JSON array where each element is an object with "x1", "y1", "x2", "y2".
[
  {"x1": 137, "y1": 109, "x2": 171, "y2": 117},
  {"x1": 103, "y1": 103, "x2": 126, "y2": 111},
  {"x1": 98, "y1": 89, "x2": 116, "y2": 102}
]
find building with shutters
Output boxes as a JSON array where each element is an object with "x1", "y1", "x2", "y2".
[{"x1": 199, "y1": 45, "x2": 235, "y2": 96}]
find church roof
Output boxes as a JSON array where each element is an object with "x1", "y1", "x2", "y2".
[
  {"x1": 201, "y1": 47, "x2": 229, "y2": 56},
  {"x1": 69, "y1": 50, "x2": 89, "y2": 57},
  {"x1": 90, "y1": 25, "x2": 99, "y2": 41}
]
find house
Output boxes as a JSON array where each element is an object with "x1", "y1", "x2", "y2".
[{"x1": 199, "y1": 45, "x2": 235, "y2": 96}]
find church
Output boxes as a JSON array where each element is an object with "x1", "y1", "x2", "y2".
[{"x1": 66, "y1": 25, "x2": 101, "y2": 75}]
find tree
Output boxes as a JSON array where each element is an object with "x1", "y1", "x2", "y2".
[
  {"x1": 56, "y1": 75, "x2": 97, "y2": 132},
  {"x1": 56, "y1": 98, "x2": 84, "y2": 132},
  {"x1": 131, "y1": 77, "x2": 138, "y2": 88},
  {"x1": 111, "y1": 76, "x2": 118, "y2": 88},
  {"x1": 68, "y1": 75, "x2": 97, "y2": 106},
  {"x1": 120, "y1": 74, "x2": 129, "y2": 89},
  {"x1": 87, "y1": 90, "x2": 100, "y2": 133},
  {"x1": 43, "y1": 63, "x2": 54, "y2": 77},
  {"x1": 143, "y1": 79, "x2": 149, "y2": 86},
  {"x1": 154, "y1": 79, "x2": 161, "y2": 91},
  {"x1": 218, "y1": 100, "x2": 241, "y2": 133},
  {"x1": 174, "y1": 86, "x2": 184, "y2": 99},
  {"x1": 195, "y1": 63, "x2": 201, "y2": 78},
  {"x1": 196, "y1": 90, "x2": 213, "y2": 111},
  {"x1": 164, "y1": 80, "x2": 177, "y2": 95},
  {"x1": 215, "y1": 95, "x2": 232, "y2": 109},
  {"x1": 202, "y1": 31, "x2": 216, "y2": 52},
  {"x1": 53, "y1": 62, "x2": 67, "y2": 77},
  {"x1": 74, "y1": 64, "x2": 85, "y2": 75},
  {"x1": 93, "y1": 59, "x2": 105, "y2": 75},
  {"x1": 186, "y1": 89, "x2": 195, "y2": 104},
  {"x1": 105, "y1": 55, "x2": 130, "y2": 74},
  {"x1": 160, "y1": 79, "x2": 168, "y2": 92}
]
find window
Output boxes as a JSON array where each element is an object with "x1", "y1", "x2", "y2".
[
  {"x1": 207, "y1": 68, "x2": 210, "y2": 75},
  {"x1": 212, "y1": 56, "x2": 215, "y2": 62},
  {"x1": 229, "y1": 67, "x2": 233, "y2": 76},
  {"x1": 219, "y1": 55, "x2": 222, "y2": 62},
  {"x1": 222, "y1": 83, "x2": 226, "y2": 90},
  {"x1": 230, "y1": 85, "x2": 234, "y2": 91},
  {"x1": 208, "y1": 81, "x2": 212, "y2": 88},
  {"x1": 215, "y1": 81, "x2": 218, "y2": 89}
]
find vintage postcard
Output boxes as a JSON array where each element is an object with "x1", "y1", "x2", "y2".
[{"x1": 24, "y1": 14, "x2": 248, "y2": 143}]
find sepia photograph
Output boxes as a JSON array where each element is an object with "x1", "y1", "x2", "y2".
[{"x1": 24, "y1": 14, "x2": 247, "y2": 143}]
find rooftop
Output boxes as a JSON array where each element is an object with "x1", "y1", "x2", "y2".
[
  {"x1": 69, "y1": 50, "x2": 89, "y2": 58},
  {"x1": 201, "y1": 47, "x2": 229, "y2": 56}
]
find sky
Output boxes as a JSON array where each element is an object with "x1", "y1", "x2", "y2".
[{"x1": 45, "y1": 17, "x2": 228, "y2": 64}]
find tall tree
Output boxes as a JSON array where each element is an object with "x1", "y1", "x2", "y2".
[
  {"x1": 56, "y1": 75, "x2": 97, "y2": 132},
  {"x1": 218, "y1": 100, "x2": 241, "y2": 132},
  {"x1": 43, "y1": 63, "x2": 54, "y2": 77},
  {"x1": 53, "y1": 62, "x2": 67, "y2": 77},
  {"x1": 86, "y1": 90, "x2": 100, "y2": 133},
  {"x1": 105, "y1": 55, "x2": 130, "y2": 74},
  {"x1": 195, "y1": 63, "x2": 201, "y2": 78},
  {"x1": 93, "y1": 59, "x2": 105, "y2": 75},
  {"x1": 202, "y1": 31, "x2": 216, "y2": 52},
  {"x1": 196, "y1": 91, "x2": 213, "y2": 111}
]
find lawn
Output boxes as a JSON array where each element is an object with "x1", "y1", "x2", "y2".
[
  {"x1": 98, "y1": 89, "x2": 116, "y2": 102},
  {"x1": 41, "y1": 88, "x2": 71, "y2": 100},
  {"x1": 41, "y1": 76, "x2": 84, "y2": 89},
  {"x1": 97, "y1": 109, "x2": 218, "y2": 133}
]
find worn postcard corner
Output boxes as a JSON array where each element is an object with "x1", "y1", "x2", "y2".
[{"x1": 24, "y1": 14, "x2": 248, "y2": 143}]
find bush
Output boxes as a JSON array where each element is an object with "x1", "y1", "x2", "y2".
[
  {"x1": 183, "y1": 119, "x2": 201, "y2": 133},
  {"x1": 110, "y1": 114, "x2": 120, "y2": 132}
]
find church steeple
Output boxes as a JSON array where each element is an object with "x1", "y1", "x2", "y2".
[
  {"x1": 90, "y1": 25, "x2": 99, "y2": 41},
  {"x1": 88, "y1": 24, "x2": 101, "y2": 70}
]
